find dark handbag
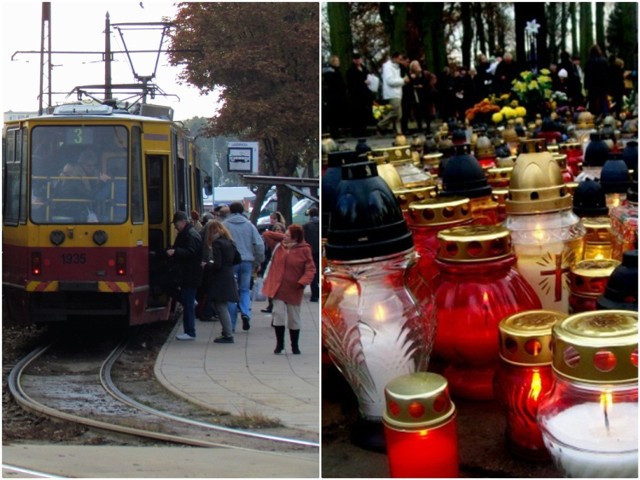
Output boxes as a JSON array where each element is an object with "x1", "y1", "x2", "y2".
[{"x1": 232, "y1": 245, "x2": 242, "y2": 265}]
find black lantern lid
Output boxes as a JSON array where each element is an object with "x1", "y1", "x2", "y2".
[
  {"x1": 600, "y1": 157, "x2": 631, "y2": 194},
  {"x1": 325, "y1": 161, "x2": 413, "y2": 261},
  {"x1": 622, "y1": 140, "x2": 638, "y2": 172},
  {"x1": 439, "y1": 143, "x2": 492, "y2": 199},
  {"x1": 322, "y1": 151, "x2": 362, "y2": 237},
  {"x1": 573, "y1": 179, "x2": 609, "y2": 217},
  {"x1": 583, "y1": 132, "x2": 611, "y2": 167},
  {"x1": 596, "y1": 250, "x2": 638, "y2": 311}
]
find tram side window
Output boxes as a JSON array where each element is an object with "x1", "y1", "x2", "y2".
[
  {"x1": 131, "y1": 127, "x2": 144, "y2": 224},
  {"x1": 3, "y1": 128, "x2": 27, "y2": 225}
]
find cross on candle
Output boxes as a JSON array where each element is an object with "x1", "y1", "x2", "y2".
[{"x1": 540, "y1": 254, "x2": 569, "y2": 302}]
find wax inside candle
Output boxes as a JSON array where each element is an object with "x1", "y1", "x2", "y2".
[{"x1": 541, "y1": 402, "x2": 638, "y2": 478}]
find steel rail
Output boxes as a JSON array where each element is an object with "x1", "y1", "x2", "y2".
[{"x1": 100, "y1": 340, "x2": 319, "y2": 448}]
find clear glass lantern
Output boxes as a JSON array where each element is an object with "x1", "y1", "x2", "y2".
[
  {"x1": 505, "y1": 143, "x2": 585, "y2": 312},
  {"x1": 537, "y1": 311, "x2": 638, "y2": 478},
  {"x1": 322, "y1": 160, "x2": 437, "y2": 450}
]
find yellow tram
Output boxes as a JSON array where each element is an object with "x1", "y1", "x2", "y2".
[{"x1": 3, "y1": 102, "x2": 207, "y2": 325}]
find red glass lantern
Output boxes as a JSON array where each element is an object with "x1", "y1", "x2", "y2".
[
  {"x1": 405, "y1": 196, "x2": 473, "y2": 288},
  {"x1": 431, "y1": 225, "x2": 542, "y2": 400},
  {"x1": 560, "y1": 142, "x2": 583, "y2": 178},
  {"x1": 383, "y1": 372, "x2": 459, "y2": 478},
  {"x1": 569, "y1": 259, "x2": 619, "y2": 314},
  {"x1": 494, "y1": 310, "x2": 568, "y2": 461}
]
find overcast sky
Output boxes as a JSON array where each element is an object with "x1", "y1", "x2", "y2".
[{"x1": 1, "y1": 1, "x2": 222, "y2": 120}]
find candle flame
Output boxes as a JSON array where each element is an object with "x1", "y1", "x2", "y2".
[
  {"x1": 533, "y1": 223, "x2": 545, "y2": 242},
  {"x1": 373, "y1": 303, "x2": 386, "y2": 322},
  {"x1": 345, "y1": 284, "x2": 358, "y2": 297},
  {"x1": 528, "y1": 371, "x2": 542, "y2": 401},
  {"x1": 482, "y1": 291, "x2": 489, "y2": 304},
  {"x1": 418, "y1": 429, "x2": 429, "y2": 437}
]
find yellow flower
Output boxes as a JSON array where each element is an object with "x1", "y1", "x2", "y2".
[
  {"x1": 528, "y1": 80, "x2": 539, "y2": 90},
  {"x1": 539, "y1": 68, "x2": 551, "y2": 75},
  {"x1": 515, "y1": 106, "x2": 527, "y2": 117},
  {"x1": 510, "y1": 100, "x2": 519, "y2": 108},
  {"x1": 538, "y1": 75, "x2": 552, "y2": 85},
  {"x1": 492, "y1": 112, "x2": 504, "y2": 124},
  {"x1": 520, "y1": 70, "x2": 532, "y2": 79}
]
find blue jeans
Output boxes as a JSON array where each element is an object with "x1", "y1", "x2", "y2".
[
  {"x1": 228, "y1": 260, "x2": 253, "y2": 331},
  {"x1": 181, "y1": 287, "x2": 197, "y2": 337}
]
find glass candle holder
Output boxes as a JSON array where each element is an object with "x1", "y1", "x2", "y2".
[
  {"x1": 560, "y1": 142, "x2": 584, "y2": 178},
  {"x1": 610, "y1": 194, "x2": 638, "y2": 261},
  {"x1": 505, "y1": 147, "x2": 585, "y2": 312},
  {"x1": 383, "y1": 372, "x2": 459, "y2": 478},
  {"x1": 494, "y1": 310, "x2": 568, "y2": 461},
  {"x1": 537, "y1": 311, "x2": 638, "y2": 478},
  {"x1": 405, "y1": 196, "x2": 473, "y2": 289},
  {"x1": 582, "y1": 216, "x2": 614, "y2": 260},
  {"x1": 431, "y1": 225, "x2": 542, "y2": 400},
  {"x1": 569, "y1": 259, "x2": 620, "y2": 314},
  {"x1": 323, "y1": 160, "x2": 436, "y2": 450}
]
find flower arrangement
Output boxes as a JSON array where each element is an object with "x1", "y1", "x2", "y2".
[
  {"x1": 465, "y1": 98, "x2": 500, "y2": 124},
  {"x1": 373, "y1": 102, "x2": 393, "y2": 120},
  {"x1": 511, "y1": 69, "x2": 553, "y2": 116}
]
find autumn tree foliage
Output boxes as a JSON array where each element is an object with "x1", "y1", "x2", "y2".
[{"x1": 168, "y1": 2, "x2": 319, "y2": 223}]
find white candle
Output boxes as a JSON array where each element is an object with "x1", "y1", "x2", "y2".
[
  {"x1": 541, "y1": 402, "x2": 638, "y2": 478},
  {"x1": 514, "y1": 241, "x2": 571, "y2": 313}
]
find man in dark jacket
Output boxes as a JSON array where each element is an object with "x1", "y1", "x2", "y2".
[
  {"x1": 302, "y1": 206, "x2": 320, "y2": 302},
  {"x1": 167, "y1": 211, "x2": 203, "y2": 340}
]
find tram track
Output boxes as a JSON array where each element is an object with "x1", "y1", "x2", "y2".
[{"x1": 8, "y1": 337, "x2": 318, "y2": 454}]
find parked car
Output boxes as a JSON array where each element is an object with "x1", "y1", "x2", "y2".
[{"x1": 256, "y1": 196, "x2": 317, "y2": 232}]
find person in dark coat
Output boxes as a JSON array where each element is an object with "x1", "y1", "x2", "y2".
[
  {"x1": 202, "y1": 220, "x2": 239, "y2": 343},
  {"x1": 167, "y1": 211, "x2": 203, "y2": 340},
  {"x1": 302, "y1": 206, "x2": 320, "y2": 302},
  {"x1": 584, "y1": 44, "x2": 610, "y2": 118},
  {"x1": 262, "y1": 224, "x2": 316, "y2": 355},
  {"x1": 493, "y1": 52, "x2": 518, "y2": 95},
  {"x1": 322, "y1": 55, "x2": 348, "y2": 138},
  {"x1": 346, "y1": 53, "x2": 374, "y2": 137}
]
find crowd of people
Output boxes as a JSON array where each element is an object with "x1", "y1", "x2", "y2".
[
  {"x1": 323, "y1": 45, "x2": 633, "y2": 138},
  {"x1": 168, "y1": 201, "x2": 318, "y2": 356}
]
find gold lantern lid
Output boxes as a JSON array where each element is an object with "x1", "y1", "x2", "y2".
[
  {"x1": 436, "y1": 225, "x2": 512, "y2": 262},
  {"x1": 569, "y1": 259, "x2": 620, "y2": 297},
  {"x1": 551, "y1": 310, "x2": 638, "y2": 384},
  {"x1": 370, "y1": 145, "x2": 412, "y2": 162},
  {"x1": 577, "y1": 111, "x2": 595, "y2": 129},
  {"x1": 394, "y1": 185, "x2": 437, "y2": 211},
  {"x1": 499, "y1": 310, "x2": 569, "y2": 365},
  {"x1": 423, "y1": 152, "x2": 443, "y2": 166},
  {"x1": 520, "y1": 138, "x2": 547, "y2": 153},
  {"x1": 383, "y1": 372, "x2": 456, "y2": 431},
  {"x1": 552, "y1": 153, "x2": 568, "y2": 170},
  {"x1": 375, "y1": 162, "x2": 404, "y2": 191},
  {"x1": 407, "y1": 196, "x2": 472, "y2": 227},
  {"x1": 505, "y1": 151, "x2": 572, "y2": 214},
  {"x1": 487, "y1": 166, "x2": 513, "y2": 186}
]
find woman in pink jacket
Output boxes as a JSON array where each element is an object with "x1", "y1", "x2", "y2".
[{"x1": 262, "y1": 224, "x2": 316, "y2": 354}]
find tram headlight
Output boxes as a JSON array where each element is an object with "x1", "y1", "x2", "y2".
[
  {"x1": 93, "y1": 230, "x2": 109, "y2": 246},
  {"x1": 50, "y1": 230, "x2": 65, "y2": 246}
]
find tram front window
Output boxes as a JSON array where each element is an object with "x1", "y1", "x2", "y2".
[{"x1": 31, "y1": 125, "x2": 129, "y2": 224}]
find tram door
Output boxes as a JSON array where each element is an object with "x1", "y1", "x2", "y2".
[{"x1": 146, "y1": 154, "x2": 171, "y2": 307}]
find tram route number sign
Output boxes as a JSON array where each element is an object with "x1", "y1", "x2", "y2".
[{"x1": 227, "y1": 142, "x2": 259, "y2": 173}]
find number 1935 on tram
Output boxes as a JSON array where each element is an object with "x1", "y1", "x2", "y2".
[{"x1": 3, "y1": 103, "x2": 207, "y2": 325}]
